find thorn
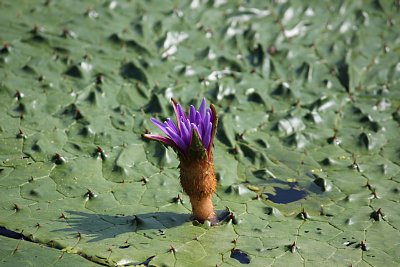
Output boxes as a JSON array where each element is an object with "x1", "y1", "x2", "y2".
[
  {"x1": 13, "y1": 204, "x2": 21, "y2": 211},
  {"x1": 76, "y1": 232, "x2": 82, "y2": 240},
  {"x1": 53, "y1": 153, "x2": 65, "y2": 165},
  {"x1": 140, "y1": 176, "x2": 148, "y2": 185},
  {"x1": 253, "y1": 194, "x2": 262, "y2": 200},
  {"x1": 168, "y1": 245, "x2": 176, "y2": 254},
  {"x1": 357, "y1": 240, "x2": 368, "y2": 251},
  {"x1": 59, "y1": 213, "x2": 66, "y2": 219},
  {"x1": 95, "y1": 146, "x2": 107, "y2": 160},
  {"x1": 15, "y1": 90, "x2": 23, "y2": 100},
  {"x1": 267, "y1": 46, "x2": 276, "y2": 56},
  {"x1": 35, "y1": 223, "x2": 41, "y2": 228},
  {"x1": 371, "y1": 208, "x2": 383, "y2": 221},
  {"x1": 327, "y1": 129, "x2": 338, "y2": 144},
  {"x1": 30, "y1": 24, "x2": 40, "y2": 35},
  {"x1": 95, "y1": 74, "x2": 103, "y2": 84},
  {"x1": 269, "y1": 106, "x2": 275, "y2": 114},
  {"x1": 230, "y1": 146, "x2": 238, "y2": 154},
  {"x1": 0, "y1": 43, "x2": 10, "y2": 54},
  {"x1": 28, "y1": 176, "x2": 34, "y2": 183},
  {"x1": 173, "y1": 194, "x2": 183, "y2": 204},
  {"x1": 289, "y1": 241, "x2": 297, "y2": 253},
  {"x1": 227, "y1": 212, "x2": 238, "y2": 224},
  {"x1": 318, "y1": 204, "x2": 324, "y2": 215},
  {"x1": 74, "y1": 108, "x2": 83, "y2": 120},
  {"x1": 298, "y1": 208, "x2": 310, "y2": 220},
  {"x1": 292, "y1": 99, "x2": 300, "y2": 107},
  {"x1": 370, "y1": 189, "x2": 379, "y2": 199},
  {"x1": 158, "y1": 229, "x2": 165, "y2": 236},
  {"x1": 16, "y1": 129, "x2": 27, "y2": 139},
  {"x1": 349, "y1": 153, "x2": 360, "y2": 172},
  {"x1": 61, "y1": 28, "x2": 72, "y2": 38},
  {"x1": 84, "y1": 189, "x2": 96, "y2": 200}
]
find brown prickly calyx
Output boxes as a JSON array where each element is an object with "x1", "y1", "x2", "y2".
[{"x1": 179, "y1": 154, "x2": 217, "y2": 223}]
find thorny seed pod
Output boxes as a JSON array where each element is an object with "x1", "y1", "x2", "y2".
[{"x1": 144, "y1": 98, "x2": 218, "y2": 223}]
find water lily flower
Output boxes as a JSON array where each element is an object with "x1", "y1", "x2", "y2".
[{"x1": 144, "y1": 98, "x2": 218, "y2": 223}]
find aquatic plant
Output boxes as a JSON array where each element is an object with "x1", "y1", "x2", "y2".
[{"x1": 144, "y1": 98, "x2": 218, "y2": 222}]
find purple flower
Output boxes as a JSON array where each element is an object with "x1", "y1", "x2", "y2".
[{"x1": 144, "y1": 98, "x2": 217, "y2": 156}]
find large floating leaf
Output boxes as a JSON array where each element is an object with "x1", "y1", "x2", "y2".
[{"x1": 0, "y1": 0, "x2": 399, "y2": 266}]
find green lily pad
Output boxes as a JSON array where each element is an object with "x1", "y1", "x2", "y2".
[{"x1": 0, "y1": 0, "x2": 399, "y2": 266}]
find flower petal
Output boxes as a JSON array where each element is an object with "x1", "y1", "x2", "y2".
[
  {"x1": 177, "y1": 104, "x2": 186, "y2": 120},
  {"x1": 150, "y1": 118, "x2": 170, "y2": 136},
  {"x1": 165, "y1": 118, "x2": 178, "y2": 132},
  {"x1": 143, "y1": 134, "x2": 176, "y2": 147},
  {"x1": 189, "y1": 105, "x2": 196, "y2": 123},
  {"x1": 170, "y1": 98, "x2": 182, "y2": 132},
  {"x1": 180, "y1": 118, "x2": 191, "y2": 145},
  {"x1": 149, "y1": 98, "x2": 217, "y2": 156},
  {"x1": 191, "y1": 123, "x2": 202, "y2": 140},
  {"x1": 207, "y1": 104, "x2": 218, "y2": 154},
  {"x1": 202, "y1": 111, "x2": 211, "y2": 136},
  {"x1": 202, "y1": 121, "x2": 212, "y2": 148},
  {"x1": 184, "y1": 119, "x2": 193, "y2": 144},
  {"x1": 165, "y1": 127, "x2": 187, "y2": 152},
  {"x1": 198, "y1": 98, "x2": 206, "y2": 119},
  {"x1": 195, "y1": 111, "x2": 201, "y2": 125}
]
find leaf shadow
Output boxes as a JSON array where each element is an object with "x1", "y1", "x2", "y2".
[{"x1": 55, "y1": 210, "x2": 191, "y2": 242}]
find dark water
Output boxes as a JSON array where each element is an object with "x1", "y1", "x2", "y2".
[
  {"x1": 0, "y1": 226, "x2": 23, "y2": 239},
  {"x1": 230, "y1": 249, "x2": 250, "y2": 264},
  {"x1": 265, "y1": 186, "x2": 308, "y2": 204}
]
